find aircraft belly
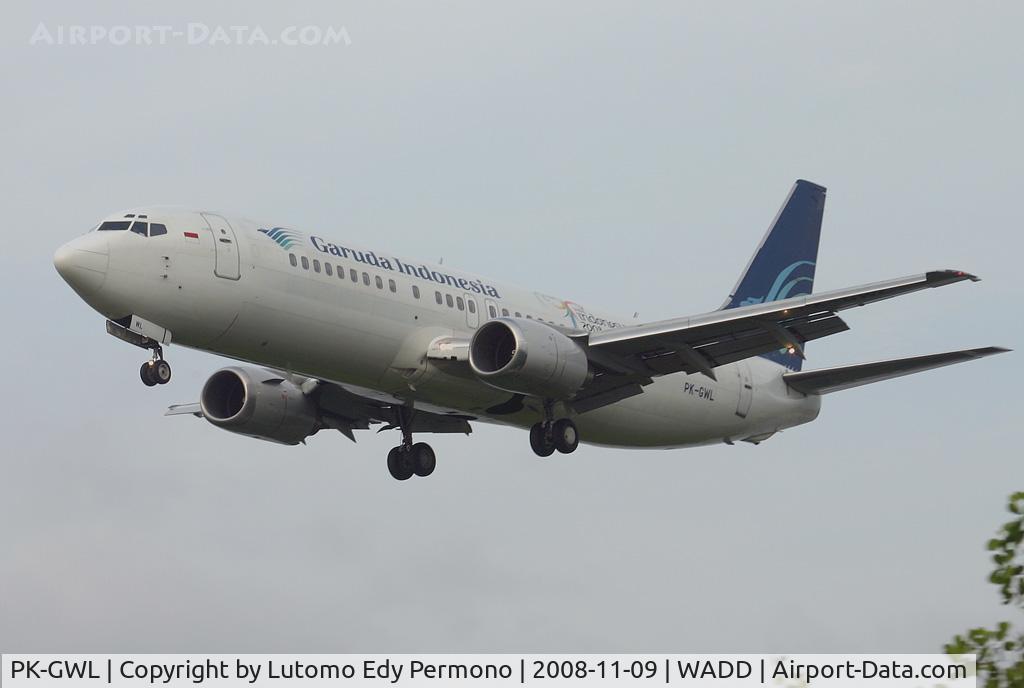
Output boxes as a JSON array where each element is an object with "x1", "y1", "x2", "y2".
[
  {"x1": 573, "y1": 375, "x2": 738, "y2": 447},
  {"x1": 573, "y1": 364, "x2": 820, "y2": 448}
]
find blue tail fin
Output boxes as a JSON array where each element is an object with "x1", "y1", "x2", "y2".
[{"x1": 722, "y1": 179, "x2": 826, "y2": 370}]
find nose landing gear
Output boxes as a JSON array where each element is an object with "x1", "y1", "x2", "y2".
[
  {"x1": 105, "y1": 319, "x2": 173, "y2": 388},
  {"x1": 139, "y1": 346, "x2": 172, "y2": 386}
]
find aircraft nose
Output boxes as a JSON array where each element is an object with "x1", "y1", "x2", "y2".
[{"x1": 54, "y1": 233, "x2": 109, "y2": 296}]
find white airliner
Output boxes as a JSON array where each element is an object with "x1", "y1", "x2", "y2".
[{"x1": 55, "y1": 180, "x2": 1006, "y2": 480}]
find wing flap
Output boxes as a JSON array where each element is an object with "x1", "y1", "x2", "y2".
[{"x1": 782, "y1": 347, "x2": 1009, "y2": 395}]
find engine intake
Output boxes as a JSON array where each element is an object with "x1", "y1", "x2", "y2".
[
  {"x1": 469, "y1": 318, "x2": 589, "y2": 398},
  {"x1": 200, "y1": 366, "x2": 318, "y2": 445}
]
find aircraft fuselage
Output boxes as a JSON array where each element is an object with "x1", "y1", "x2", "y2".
[{"x1": 56, "y1": 207, "x2": 821, "y2": 449}]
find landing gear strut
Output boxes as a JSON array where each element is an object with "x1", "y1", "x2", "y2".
[
  {"x1": 529, "y1": 401, "x2": 580, "y2": 457},
  {"x1": 105, "y1": 320, "x2": 172, "y2": 388},
  {"x1": 139, "y1": 345, "x2": 172, "y2": 387},
  {"x1": 386, "y1": 406, "x2": 436, "y2": 481}
]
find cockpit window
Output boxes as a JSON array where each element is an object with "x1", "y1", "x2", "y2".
[
  {"x1": 149, "y1": 223, "x2": 167, "y2": 236},
  {"x1": 98, "y1": 221, "x2": 131, "y2": 231},
  {"x1": 131, "y1": 221, "x2": 148, "y2": 236}
]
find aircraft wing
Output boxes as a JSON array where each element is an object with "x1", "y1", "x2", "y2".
[
  {"x1": 316, "y1": 380, "x2": 473, "y2": 438},
  {"x1": 781, "y1": 347, "x2": 1009, "y2": 395},
  {"x1": 585, "y1": 270, "x2": 978, "y2": 380}
]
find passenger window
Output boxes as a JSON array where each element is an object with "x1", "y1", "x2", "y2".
[
  {"x1": 515, "y1": 312, "x2": 521, "y2": 318},
  {"x1": 324, "y1": 263, "x2": 332, "y2": 276},
  {"x1": 526, "y1": 314, "x2": 533, "y2": 319},
  {"x1": 313, "y1": 259, "x2": 321, "y2": 273},
  {"x1": 502, "y1": 308, "x2": 509, "y2": 316},
  {"x1": 468, "y1": 300, "x2": 476, "y2": 313},
  {"x1": 445, "y1": 294, "x2": 454, "y2": 308},
  {"x1": 435, "y1": 291, "x2": 442, "y2": 304},
  {"x1": 131, "y1": 221, "x2": 148, "y2": 236},
  {"x1": 412, "y1": 285, "x2": 421, "y2": 299},
  {"x1": 350, "y1": 268, "x2": 358, "y2": 282},
  {"x1": 301, "y1": 257, "x2": 309, "y2": 270},
  {"x1": 98, "y1": 221, "x2": 131, "y2": 231},
  {"x1": 375, "y1": 275, "x2": 383, "y2": 289},
  {"x1": 456, "y1": 297, "x2": 465, "y2": 311},
  {"x1": 149, "y1": 223, "x2": 167, "y2": 237},
  {"x1": 363, "y1": 272, "x2": 370, "y2": 286},
  {"x1": 289, "y1": 254, "x2": 298, "y2": 267},
  {"x1": 488, "y1": 305, "x2": 497, "y2": 318},
  {"x1": 388, "y1": 279, "x2": 396, "y2": 293},
  {"x1": 338, "y1": 265, "x2": 345, "y2": 279}
]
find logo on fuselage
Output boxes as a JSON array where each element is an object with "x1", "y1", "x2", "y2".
[
  {"x1": 534, "y1": 294, "x2": 622, "y2": 333},
  {"x1": 258, "y1": 227, "x2": 302, "y2": 250},
  {"x1": 560, "y1": 301, "x2": 579, "y2": 328}
]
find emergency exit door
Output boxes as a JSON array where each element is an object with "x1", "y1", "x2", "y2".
[{"x1": 465, "y1": 294, "x2": 479, "y2": 328}]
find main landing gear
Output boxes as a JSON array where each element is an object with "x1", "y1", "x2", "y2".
[
  {"x1": 386, "y1": 407, "x2": 436, "y2": 481},
  {"x1": 139, "y1": 345, "x2": 172, "y2": 387},
  {"x1": 387, "y1": 443, "x2": 436, "y2": 481},
  {"x1": 529, "y1": 402, "x2": 580, "y2": 457}
]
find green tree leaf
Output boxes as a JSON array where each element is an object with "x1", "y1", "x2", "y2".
[{"x1": 947, "y1": 493, "x2": 1024, "y2": 688}]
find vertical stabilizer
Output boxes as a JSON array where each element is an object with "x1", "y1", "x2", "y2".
[{"x1": 721, "y1": 179, "x2": 826, "y2": 370}]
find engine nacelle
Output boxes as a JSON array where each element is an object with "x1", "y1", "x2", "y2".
[
  {"x1": 200, "y1": 366, "x2": 318, "y2": 445},
  {"x1": 469, "y1": 318, "x2": 589, "y2": 398}
]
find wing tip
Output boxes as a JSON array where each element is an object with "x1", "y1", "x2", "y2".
[{"x1": 925, "y1": 269, "x2": 980, "y2": 284}]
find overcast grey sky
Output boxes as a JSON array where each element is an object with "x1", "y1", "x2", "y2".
[{"x1": 1, "y1": 1, "x2": 1021, "y2": 652}]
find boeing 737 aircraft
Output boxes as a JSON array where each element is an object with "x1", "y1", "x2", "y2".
[{"x1": 54, "y1": 180, "x2": 1007, "y2": 480}]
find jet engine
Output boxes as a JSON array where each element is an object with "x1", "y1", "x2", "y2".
[
  {"x1": 468, "y1": 318, "x2": 589, "y2": 398},
  {"x1": 199, "y1": 366, "x2": 318, "y2": 445}
]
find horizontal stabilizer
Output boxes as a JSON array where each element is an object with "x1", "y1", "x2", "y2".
[{"x1": 783, "y1": 347, "x2": 1009, "y2": 395}]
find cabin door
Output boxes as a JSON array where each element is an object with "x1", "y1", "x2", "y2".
[{"x1": 202, "y1": 213, "x2": 240, "y2": 280}]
